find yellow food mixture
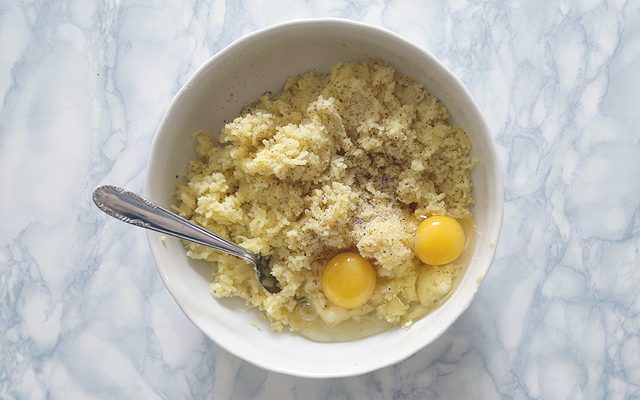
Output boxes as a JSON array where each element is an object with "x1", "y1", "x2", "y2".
[{"x1": 173, "y1": 59, "x2": 474, "y2": 333}]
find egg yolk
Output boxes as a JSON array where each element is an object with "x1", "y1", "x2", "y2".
[
  {"x1": 321, "y1": 252, "x2": 376, "y2": 309},
  {"x1": 415, "y1": 216, "x2": 465, "y2": 265}
]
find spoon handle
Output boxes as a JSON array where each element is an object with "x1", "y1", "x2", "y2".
[{"x1": 92, "y1": 185, "x2": 256, "y2": 264}]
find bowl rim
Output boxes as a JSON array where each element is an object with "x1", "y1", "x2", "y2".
[{"x1": 144, "y1": 17, "x2": 504, "y2": 378}]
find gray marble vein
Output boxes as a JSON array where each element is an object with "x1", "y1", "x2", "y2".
[{"x1": 1, "y1": 0, "x2": 639, "y2": 398}]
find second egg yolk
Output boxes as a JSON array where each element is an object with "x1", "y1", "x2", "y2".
[
  {"x1": 415, "y1": 216, "x2": 465, "y2": 265},
  {"x1": 321, "y1": 252, "x2": 376, "y2": 309}
]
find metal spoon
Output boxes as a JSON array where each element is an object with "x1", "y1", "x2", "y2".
[{"x1": 92, "y1": 185, "x2": 281, "y2": 293}]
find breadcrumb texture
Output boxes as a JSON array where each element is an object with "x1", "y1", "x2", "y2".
[{"x1": 174, "y1": 60, "x2": 474, "y2": 332}]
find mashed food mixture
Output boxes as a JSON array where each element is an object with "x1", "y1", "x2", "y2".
[{"x1": 173, "y1": 59, "x2": 474, "y2": 334}]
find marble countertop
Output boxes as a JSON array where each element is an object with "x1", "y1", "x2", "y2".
[{"x1": 2, "y1": 0, "x2": 639, "y2": 398}]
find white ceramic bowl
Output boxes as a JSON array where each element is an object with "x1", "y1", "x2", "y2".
[{"x1": 145, "y1": 18, "x2": 503, "y2": 378}]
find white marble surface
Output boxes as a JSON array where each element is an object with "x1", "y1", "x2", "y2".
[{"x1": 1, "y1": 0, "x2": 639, "y2": 398}]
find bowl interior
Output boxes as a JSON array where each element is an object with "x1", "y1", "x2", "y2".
[{"x1": 145, "y1": 19, "x2": 502, "y2": 378}]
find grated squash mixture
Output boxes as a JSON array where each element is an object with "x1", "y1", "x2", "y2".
[{"x1": 173, "y1": 59, "x2": 474, "y2": 332}]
